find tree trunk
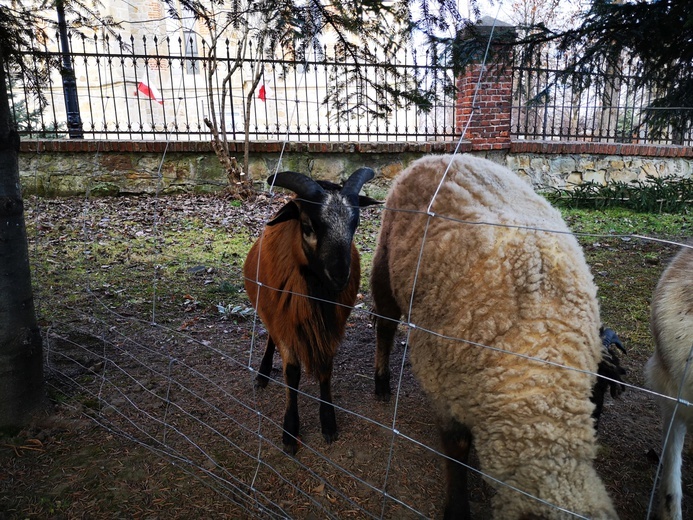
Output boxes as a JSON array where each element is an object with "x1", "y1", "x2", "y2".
[
  {"x1": 203, "y1": 39, "x2": 252, "y2": 199},
  {"x1": 600, "y1": 58, "x2": 622, "y2": 141},
  {"x1": 0, "y1": 48, "x2": 45, "y2": 432}
]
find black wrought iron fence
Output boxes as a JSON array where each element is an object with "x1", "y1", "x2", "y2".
[
  {"x1": 5, "y1": 30, "x2": 458, "y2": 142},
  {"x1": 6, "y1": 30, "x2": 692, "y2": 146},
  {"x1": 511, "y1": 48, "x2": 693, "y2": 146}
]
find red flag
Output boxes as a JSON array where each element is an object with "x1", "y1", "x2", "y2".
[
  {"x1": 258, "y1": 84, "x2": 266, "y2": 102},
  {"x1": 135, "y1": 81, "x2": 164, "y2": 105}
]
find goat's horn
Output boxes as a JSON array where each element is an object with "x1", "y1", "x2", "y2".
[
  {"x1": 268, "y1": 171, "x2": 325, "y2": 201},
  {"x1": 341, "y1": 167, "x2": 375, "y2": 196}
]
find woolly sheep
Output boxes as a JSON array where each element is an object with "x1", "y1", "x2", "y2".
[
  {"x1": 645, "y1": 243, "x2": 693, "y2": 520},
  {"x1": 370, "y1": 154, "x2": 618, "y2": 519},
  {"x1": 244, "y1": 168, "x2": 378, "y2": 454}
]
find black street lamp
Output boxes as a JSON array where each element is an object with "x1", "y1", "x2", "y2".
[{"x1": 56, "y1": 0, "x2": 83, "y2": 138}]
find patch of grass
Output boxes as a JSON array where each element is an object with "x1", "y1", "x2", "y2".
[
  {"x1": 562, "y1": 207, "x2": 692, "y2": 238},
  {"x1": 362, "y1": 184, "x2": 389, "y2": 201},
  {"x1": 559, "y1": 207, "x2": 692, "y2": 359},
  {"x1": 27, "y1": 197, "x2": 690, "y2": 360},
  {"x1": 213, "y1": 280, "x2": 244, "y2": 294},
  {"x1": 354, "y1": 207, "x2": 381, "y2": 293},
  {"x1": 29, "y1": 206, "x2": 255, "y2": 325}
]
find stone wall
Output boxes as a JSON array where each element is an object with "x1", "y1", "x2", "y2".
[
  {"x1": 507, "y1": 140, "x2": 693, "y2": 188},
  {"x1": 507, "y1": 153, "x2": 693, "y2": 189},
  {"x1": 18, "y1": 140, "x2": 467, "y2": 197},
  {"x1": 18, "y1": 140, "x2": 692, "y2": 197}
]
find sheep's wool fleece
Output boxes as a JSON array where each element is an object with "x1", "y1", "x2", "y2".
[
  {"x1": 379, "y1": 154, "x2": 616, "y2": 518},
  {"x1": 646, "y1": 245, "x2": 693, "y2": 416}
]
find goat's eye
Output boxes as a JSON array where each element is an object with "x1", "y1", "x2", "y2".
[{"x1": 301, "y1": 222, "x2": 315, "y2": 236}]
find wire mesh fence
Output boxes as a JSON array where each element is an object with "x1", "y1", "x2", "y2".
[
  {"x1": 12, "y1": 164, "x2": 693, "y2": 518},
  {"x1": 4, "y1": 2, "x2": 693, "y2": 515},
  {"x1": 5, "y1": 18, "x2": 693, "y2": 519}
]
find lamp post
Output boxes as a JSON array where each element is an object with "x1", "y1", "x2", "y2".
[{"x1": 56, "y1": 0, "x2": 83, "y2": 138}]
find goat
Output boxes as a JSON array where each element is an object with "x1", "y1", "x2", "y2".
[
  {"x1": 592, "y1": 326, "x2": 627, "y2": 430},
  {"x1": 244, "y1": 168, "x2": 378, "y2": 454}
]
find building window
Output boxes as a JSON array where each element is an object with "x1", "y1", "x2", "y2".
[{"x1": 182, "y1": 5, "x2": 199, "y2": 74}]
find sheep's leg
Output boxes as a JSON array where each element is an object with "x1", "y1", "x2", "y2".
[
  {"x1": 658, "y1": 404, "x2": 687, "y2": 520},
  {"x1": 371, "y1": 247, "x2": 401, "y2": 401},
  {"x1": 255, "y1": 336, "x2": 276, "y2": 389},
  {"x1": 318, "y1": 364, "x2": 338, "y2": 444},
  {"x1": 440, "y1": 420, "x2": 472, "y2": 520},
  {"x1": 374, "y1": 314, "x2": 398, "y2": 401},
  {"x1": 282, "y1": 359, "x2": 301, "y2": 455}
]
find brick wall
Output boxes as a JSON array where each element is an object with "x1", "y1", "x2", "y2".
[
  {"x1": 456, "y1": 62, "x2": 513, "y2": 151},
  {"x1": 17, "y1": 140, "x2": 472, "y2": 197}
]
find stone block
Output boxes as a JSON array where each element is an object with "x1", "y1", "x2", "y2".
[{"x1": 583, "y1": 169, "x2": 607, "y2": 185}]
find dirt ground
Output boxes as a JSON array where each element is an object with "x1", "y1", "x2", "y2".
[{"x1": 0, "y1": 194, "x2": 691, "y2": 519}]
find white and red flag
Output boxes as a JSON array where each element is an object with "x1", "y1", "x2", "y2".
[
  {"x1": 258, "y1": 84, "x2": 267, "y2": 102},
  {"x1": 134, "y1": 81, "x2": 164, "y2": 105}
]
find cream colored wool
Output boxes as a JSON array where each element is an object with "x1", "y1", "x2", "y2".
[
  {"x1": 645, "y1": 245, "x2": 693, "y2": 520},
  {"x1": 374, "y1": 154, "x2": 618, "y2": 519}
]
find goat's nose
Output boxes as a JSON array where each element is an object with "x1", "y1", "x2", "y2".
[{"x1": 325, "y1": 268, "x2": 350, "y2": 292}]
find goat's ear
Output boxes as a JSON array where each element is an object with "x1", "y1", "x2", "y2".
[
  {"x1": 358, "y1": 195, "x2": 382, "y2": 208},
  {"x1": 267, "y1": 200, "x2": 300, "y2": 226}
]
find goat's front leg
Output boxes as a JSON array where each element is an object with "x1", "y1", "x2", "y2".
[
  {"x1": 318, "y1": 363, "x2": 338, "y2": 444},
  {"x1": 255, "y1": 336, "x2": 276, "y2": 389},
  {"x1": 282, "y1": 357, "x2": 301, "y2": 455},
  {"x1": 440, "y1": 419, "x2": 473, "y2": 520}
]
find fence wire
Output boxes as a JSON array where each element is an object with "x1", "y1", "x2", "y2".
[
  {"x1": 8, "y1": 15, "x2": 693, "y2": 519},
  {"x1": 19, "y1": 180, "x2": 693, "y2": 519}
]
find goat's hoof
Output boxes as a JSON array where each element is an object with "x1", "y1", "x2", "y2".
[
  {"x1": 323, "y1": 431, "x2": 339, "y2": 444},
  {"x1": 374, "y1": 375, "x2": 391, "y2": 401},
  {"x1": 375, "y1": 390, "x2": 391, "y2": 403},
  {"x1": 254, "y1": 374, "x2": 270, "y2": 389},
  {"x1": 283, "y1": 442, "x2": 299, "y2": 456}
]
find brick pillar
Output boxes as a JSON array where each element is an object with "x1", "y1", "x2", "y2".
[{"x1": 455, "y1": 18, "x2": 516, "y2": 151}]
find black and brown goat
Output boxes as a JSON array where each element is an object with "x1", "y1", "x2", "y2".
[
  {"x1": 244, "y1": 168, "x2": 378, "y2": 455},
  {"x1": 591, "y1": 326, "x2": 627, "y2": 430}
]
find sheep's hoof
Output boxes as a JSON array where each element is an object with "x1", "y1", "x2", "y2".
[
  {"x1": 282, "y1": 431, "x2": 300, "y2": 456},
  {"x1": 443, "y1": 499, "x2": 471, "y2": 520},
  {"x1": 323, "y1": 431, "x2": 339, "y2": 444}
]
